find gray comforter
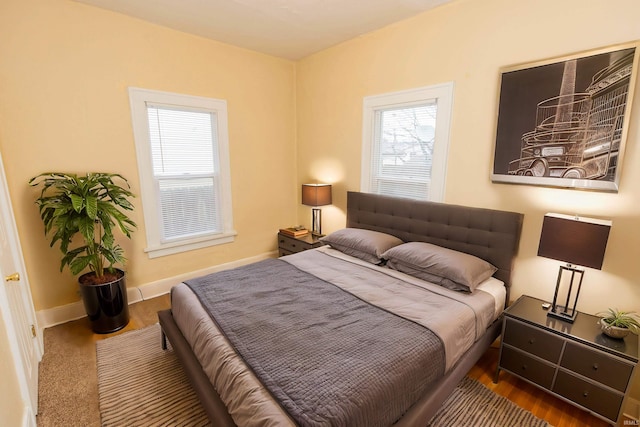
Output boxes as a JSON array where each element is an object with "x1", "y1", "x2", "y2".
[{"x1": 185, "y1": 258, "x2": 445, "y2": 427}]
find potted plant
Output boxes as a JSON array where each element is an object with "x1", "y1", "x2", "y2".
[
  {"x1": 598, "y1": 308, "x2": 640, "y2": 339},
  {"x1": 29, "y1": 172, "x2": 136, "y2": 333}
]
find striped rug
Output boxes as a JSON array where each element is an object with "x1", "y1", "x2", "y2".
[
  {"x1": 96, "y1": 324, "x2": 210, "y2": 426},
  {"x1": 96, "y1": 324, "x2": 549, "y2": 427},
  {"x1": 429, "y1": 377, "x2": 550, "y2": 426}
]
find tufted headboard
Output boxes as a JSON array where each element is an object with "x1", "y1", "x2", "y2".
[{"x1": 346, "y1": 191, "x2": 524, "y2": 304}]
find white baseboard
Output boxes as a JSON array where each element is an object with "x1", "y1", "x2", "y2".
[
  {"x1": 36, "y1": 251, "x2": 277, "y2": 329},
  {"x1": 624, "y1": 397, "x2": 640, "y2": 423},
  {"x1": 36, "y1": 300, "x2": 87, "y2": 329},
  {"x1": 35, "y1": 286, "x2": 148, "y2": 329},
  {"x1": 23, "y1": 406, "x2": 36, "y2": 427}
]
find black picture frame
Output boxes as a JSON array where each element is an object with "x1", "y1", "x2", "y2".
[{"x1": 491, "y1": 43, "x2": 639, "y2": 192}]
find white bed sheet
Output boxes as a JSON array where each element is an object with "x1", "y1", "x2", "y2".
[{"x1": 313, "y1": 246, "x2": 506, "y2": 320}]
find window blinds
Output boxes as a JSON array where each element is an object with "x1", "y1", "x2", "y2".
[
  {"x1": 370, "y1": 102, "x2": 437, "y2": 200},
  {"x1": 146, "y1": 105, "x2": 221, "y2": 241}
]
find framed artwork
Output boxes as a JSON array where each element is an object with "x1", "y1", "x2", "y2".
[{"x1": 491, "y1": 42, "x2": 639, "y2": 192}]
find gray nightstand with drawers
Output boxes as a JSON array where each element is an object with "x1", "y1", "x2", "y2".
[
  {"x1": 495, "y1": 295, "x2": 638, "y2": 425},
  {"x1": 277, "y1": 232, "x2": 325, "y2": 256}
]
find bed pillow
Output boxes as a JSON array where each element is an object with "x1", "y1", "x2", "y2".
[
  {"x1": 381, "y1": 242, "x2": 497, "y2": 292},
  {"x1": 320, "y1": 228, "x2": 404, "y2": 264}
]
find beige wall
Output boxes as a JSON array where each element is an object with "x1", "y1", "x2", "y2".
[
  {"x1": 296, "y1": 0, "x2": 640, "y2": 318},
  {"x1": 1, "y1": 0, "x2": 639, "y2": 411},
  {"x1": 5, "y1": 0, "x2": 635, "y2": 322},
  {"x1": 1, "y1": 0, "x2": 636, "y2": 338},
  {"x1": 0, "y1": 0, "x2": 297, "y2": 310},
  {"x1": 0, "y1": 0, "x2": 640, "y2": 350}
]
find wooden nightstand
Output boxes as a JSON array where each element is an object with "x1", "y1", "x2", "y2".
[
  {"x1": 495, "y1": 295, "x2": 638, "y2": 425},
  {"x1": 277, "y1": 232, "x2": 325, "y2": 256}
]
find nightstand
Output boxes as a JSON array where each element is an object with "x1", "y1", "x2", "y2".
[
  {"x1": 277, "y1": 232, "x2": 325, "y2": 256},
  {"x1": 495, "y1": 295, "x2": 638, "y2": 425}
]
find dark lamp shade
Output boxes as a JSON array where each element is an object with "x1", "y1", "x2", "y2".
[
  {"x1": 537, "y1": 213, "x2": 611, "y2": 270},
  {"x1": 301, "y1": 184, "x2": 332, "y2": 207}
]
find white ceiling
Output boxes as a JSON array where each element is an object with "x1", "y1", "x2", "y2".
[{"x1": 73, "y1": 0, "x2": 452, "y2": 60}]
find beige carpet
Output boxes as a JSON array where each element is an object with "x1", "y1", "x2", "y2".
[
  {"x1": 37, "y1": 318, "x2": 102, "y2": 427},
  {"x1": 97, "y1": 324, "x2": 550, "y2": 427}
]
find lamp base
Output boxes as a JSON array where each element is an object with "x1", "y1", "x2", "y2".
[
  {"x1": 547, "y1": 264, "x2": 584, "y2": 325},
  {"x1": 311, "y1": 208, "x2": 323, "y2": 236},
  {"x1": 547, "y1": 306, "x2": 577, "y2": 323}
]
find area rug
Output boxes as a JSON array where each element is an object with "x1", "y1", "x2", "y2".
[
  {"x1": 96, "y1": 324, "x2": 210, "y2": 426},
  {"x1": 428, "y1": 376, "x2": 550, "y2": 426},
  {"x1": 97, "y1": 324, "x2": 550, "y2": 427}
]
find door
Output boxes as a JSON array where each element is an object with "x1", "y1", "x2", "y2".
[{"x1": 0, "y1": 150, "x2": 41, "y2": 422}]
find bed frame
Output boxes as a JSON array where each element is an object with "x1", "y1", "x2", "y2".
[{"x1": 158, "y1": 191, "x2": 524, "y2": 426}]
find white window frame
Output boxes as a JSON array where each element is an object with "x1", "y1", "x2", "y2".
[
  {"x1": 361, "y1": 82, "x2": 454, "y2": 202},
  {"x1": 128, "y1": 87, "x2": 236, "y2": 258}
]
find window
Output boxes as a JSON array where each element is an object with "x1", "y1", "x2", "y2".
[
  {"x1": 129, "y1": 88, "x2": 235, "y2": 258},
  {"x1": 361, "y1": 83, "x2": 454, "y2": 201}
]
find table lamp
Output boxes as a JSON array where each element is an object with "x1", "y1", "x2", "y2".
[
  {"x1": 301, "y1": 184, "x2": 332, "y2": 236},
  {"x1": 537, "y1": 213, "x2": 611, "y2": 323}
]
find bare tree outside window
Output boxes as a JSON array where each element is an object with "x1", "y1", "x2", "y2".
[
  {"x1": 374, "y1": 103, "x2": 437, "y2": 199},
  {"x1": 362, "y1": 83, "x2": 453, "y2": 202}
]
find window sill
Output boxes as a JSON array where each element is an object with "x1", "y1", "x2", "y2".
[{"x1": 144, "y1": 231, "x2": 237, "y2": 258}]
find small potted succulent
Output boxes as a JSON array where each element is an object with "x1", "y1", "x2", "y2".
[
  {"x1": 598, "y1": 308, "x2": 640, "y2": 339},
  {"x1": 29, "y1": 172, "x2": 136, "y2": 333}
]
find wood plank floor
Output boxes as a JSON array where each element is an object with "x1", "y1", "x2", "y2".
[{"x1": 37, "y1": 295, "x2": 612, "y2": 426}]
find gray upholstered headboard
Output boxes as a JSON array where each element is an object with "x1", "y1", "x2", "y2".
[{"x1": 346, "y1": 192, "x2": 524, "y2": 303}]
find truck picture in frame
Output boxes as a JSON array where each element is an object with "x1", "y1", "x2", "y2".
[{"x1": 491, "y1": 42, "x2": 638, "y2": 192}]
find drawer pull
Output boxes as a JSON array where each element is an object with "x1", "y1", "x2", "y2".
[
  {"x1": 521, "y1": 364, "x2": 527, "y2": 371},
  {"x1": 528, "y1": 338, "x2": 535, "y2": 344},
  {"x1": 592, "y1": 363, "x2": 598, "y2": 371},
  {"x1": 582, "y1": 391, "x2": 589, "y2": 398},
  {"x1": 279, "y1": 239, "x2": 285, "y2": 244}
]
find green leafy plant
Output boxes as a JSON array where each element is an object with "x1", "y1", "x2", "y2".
[
  {"x1": 598, "y1": 308, "x2": 640, "y2": 334},
  {"x1": 29, "y1": 172, "x2": 136, "y2": 283}
]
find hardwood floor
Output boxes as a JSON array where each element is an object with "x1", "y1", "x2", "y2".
[{"x1": 37, "y1": 296, "x2": 613, "y2": 427}]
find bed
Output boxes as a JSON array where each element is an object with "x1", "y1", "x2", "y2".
[{"x1": 158, "y1": 191, "x2": 524, "y2": 426}]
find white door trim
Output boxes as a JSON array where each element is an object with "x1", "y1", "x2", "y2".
[{"x1": 0, "y1": 150, "x2": 41, "y2": 423}]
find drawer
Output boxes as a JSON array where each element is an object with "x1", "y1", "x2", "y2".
[
  {"x1": 560, "y1": 341, "x2": 633, "y2": 392},
  {"x1": 278, "y1": 235, "x2": 311, "y2": 253},
  {"x1": 279, "y1": 248, "x2": 294, "y2": 257},
  {"x1": 553, "y1": 370, "x2": 623, "y2": 422},
  {"x1": 503, "y1": 318, "x2": 564, "y2": 363},
  {"x1": 500, "y1": 346, "x2": 556, "y2": 389}
]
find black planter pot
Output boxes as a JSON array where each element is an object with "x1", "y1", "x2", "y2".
[{"x1": 79, "y1": 269, "x2": 130, "y2": 334}]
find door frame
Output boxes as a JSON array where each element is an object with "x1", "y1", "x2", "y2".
[{"x1": 0, "y1": 149, "x2": 41, "y2": 425}]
